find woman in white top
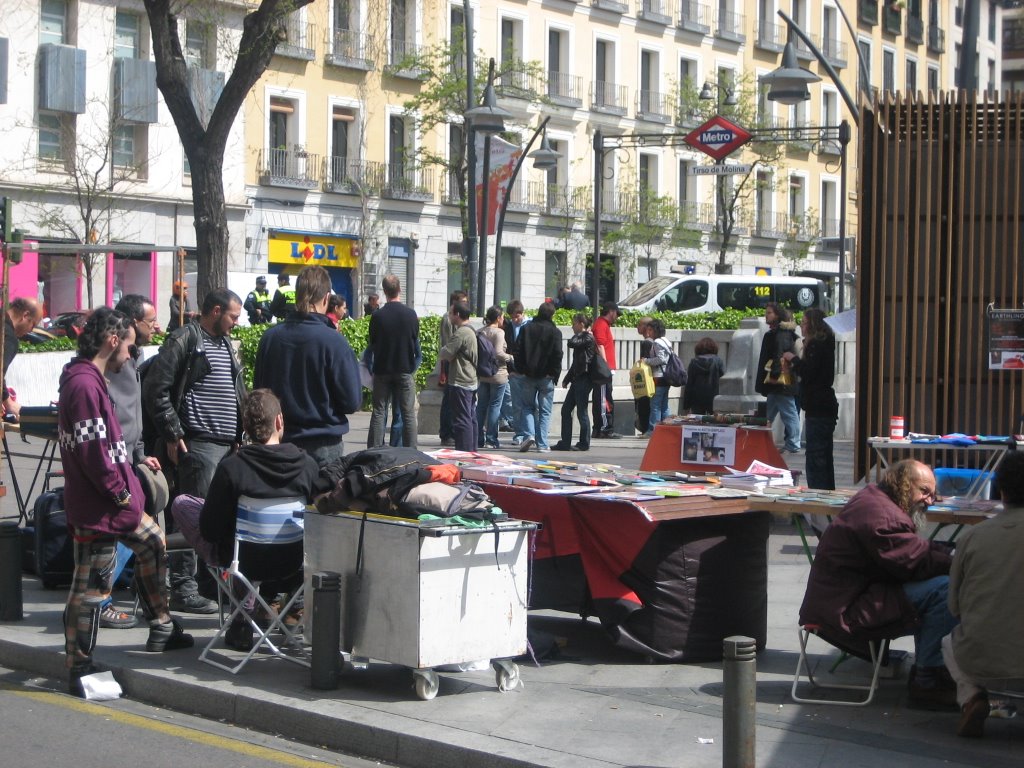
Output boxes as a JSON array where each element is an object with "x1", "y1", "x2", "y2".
[{"x1": 641, "y1": 318, "x2": 672, "y2": 434}]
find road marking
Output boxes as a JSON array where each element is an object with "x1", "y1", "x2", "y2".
[{"x1": 1, "y1": 682, "x2": 339, "y2": 767}]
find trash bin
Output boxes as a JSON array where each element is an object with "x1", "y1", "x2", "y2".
[
  {"x1": 304, "y1": 510, "x2": 536, "y2": 700},
  {"x1": 934, "y1": 468, "x2": 994, "y2": 500}
]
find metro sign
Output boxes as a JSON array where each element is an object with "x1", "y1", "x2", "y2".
[{"x1": 683, "y1": 115, "x2": 752, "y2": 161}]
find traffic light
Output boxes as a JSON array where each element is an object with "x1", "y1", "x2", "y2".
[
  {"x1": 8, "y1": 229, "x2": 22, "y2": 264},
  {"x1": 0, "y1": 196, "x2": 7, "y2": 242}
]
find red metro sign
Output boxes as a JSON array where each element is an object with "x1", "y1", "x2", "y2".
[{"x1": 683, "y1": 115, "x2": 752, "y2": 161}]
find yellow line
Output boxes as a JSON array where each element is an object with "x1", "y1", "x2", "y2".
[{"x1": 1, "y1": 683, "x2": 340, "y2": 767}]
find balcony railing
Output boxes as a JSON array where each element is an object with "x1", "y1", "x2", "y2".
[
  {"x1": 497, "y1": 62, "x2": 542, "y2": 100},
  {"x1": 882, "y1": 5, "x2": 902, "y2": 36},
  {"x1": 504, "y1": 181, "x2": 544, "y2": 213},
  {"x1": 928, "y1": 24, "x2": 946, "y2": 54},
  {"x1": 751, "y1": 210, "x2": 787, "y2": 239},
  {"x1": 906, "y1": 15, "x2": 924, "y2": 44},
  {"x1": 530, "y1": 181, "x2": 590, "y2": 216},
  {"x1": 756, "y1": 21, "x2": 785, "y2": 52},
  {"x1": 820, "y1": 35, "x2": 848, "y2": 67},
  {"x1": 323, "y1": 158, "x2": 385, "y2": 195},
  {"x1": 715, "y1": 9, "x2": 745, "y2": 43},
  {"x1": 636, "y1": 89, "x2": 670, "y2": 122},
  {"x1": 637, "y1": 0, "x2": 672, "y2": 25},
  {"x1": 599, "y1": 186, "x2": 638, "y2": 222},
  {"x1": 820, "y1": 218, "x2": 840, "y2": 239},
  {"x1": 259, "y1": 147, "x2": 321, "y2": 189},
  {"x1": 859, "y1": 0, "x2": 878, "y2": 26},
  {"x1": 548, "y1": 70, "x2": 583, "y2": 107},
  {"x1": 325, "y1": 29, "x2": 374, "y2": 70},
  {"x1": 677, "y1": 200, "x2": 715, "y2": 232},
  {"x1": 591, "y1": 80, "x2": 628, "y2": 115},
  {"x1": 678, "y1": 0, "x2": 711, "y2": 34},
  {"x1": 386, "y1": 39, "x2": 426, "y2": 78},
  {"x1": 383, "y1": 163, "x2": 434, "y2": 201},
  {"x1": 592, "y1": 0, "x2": 628, "y2": 13},
  {"x1": 277, "y1": 19, "x2": 316, "y2": 60}
]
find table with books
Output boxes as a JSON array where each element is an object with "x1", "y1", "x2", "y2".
[
  {"x1": 639, "y1": 415, "x2": 788, "y2": 475},
  {"x1": 436, "y1": 450, "x2": 771, "y2": 663}
]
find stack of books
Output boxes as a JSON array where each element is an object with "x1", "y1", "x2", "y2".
[{"x1": 719, "y1": 461, "x2": 794, "y2": 493}]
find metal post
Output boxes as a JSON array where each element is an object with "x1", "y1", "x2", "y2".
[
  {"x1": 592, "y1": 130, "x2": 603, "y2": 314},
  {"x1": 477, "y1": 133, "x2": 492, "y2": 316},
  {"x1": 722, "y1": 635, "x2": 756, "y2": 768},
  {"x1": 0, "y1": 522, "x2": 22, "y2": 621},
  {"x1": 310, "y1": 571, "x2": 341, "y2": 690},
  {"x1": 838, "y1": 120, "x2": 851, "y2": 313},
  {"x1": 463, "y1": 1, "x2": 478, "y2": 309}
]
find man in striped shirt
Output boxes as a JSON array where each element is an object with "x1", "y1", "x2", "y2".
[{"x1": 143, "y1": 288, "x2": 245, "y2": 614}]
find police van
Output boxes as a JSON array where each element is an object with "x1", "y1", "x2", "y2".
[{"x1": 617, "y1": 271, "x2": 828, "y2": 315}]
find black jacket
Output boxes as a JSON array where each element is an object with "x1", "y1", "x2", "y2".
[
  {"x1": 563, "y1": 331, "x2": 595, "y2": 385},
  {"x1": 755, "y1": 321, "x2": 799, "y2": 397},
  {"x1": 789, "y1": 335, "x2": 839, "y2": 419},
  {"x1": 513, "y1": 317, "x2": 563, "y2": 379},
  {"x1": 683, "y1": 354, "x2": 725, "y2": 414}
]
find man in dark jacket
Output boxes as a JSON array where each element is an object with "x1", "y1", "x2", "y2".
[
  {"x1": 799, "y1": 459, "x2": 958, "y2": 708},
  {"x1": 512, "y1": 301, "x2": 563, "y2": 452},
  {"x1": 366, "y1": 275, "x2": 419, "y2": 448},
  {"x1": 754, "y1": 302, "x2": 801, "y2": 453},
  {"x1": 254, "y1": 265, "x2": 361, "y2": 467},
  {"x1": 561, "y1": 283, "x2": 590, "y2": 311}
]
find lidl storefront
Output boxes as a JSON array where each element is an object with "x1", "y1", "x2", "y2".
[{"x1": 267, "y1": 230, "x2": 360, "y2": 308}]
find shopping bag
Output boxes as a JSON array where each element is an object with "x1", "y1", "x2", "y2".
[
  {"x1": 762, "y1": 359, "x2": 793, "y2": 387},
  {"x1": 630, "y1": 361, "x2": 656, "y2": 399}
]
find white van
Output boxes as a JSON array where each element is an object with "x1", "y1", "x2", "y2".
[{"x1": 617, "y1": 273, "x2": 828, "y2": 315}]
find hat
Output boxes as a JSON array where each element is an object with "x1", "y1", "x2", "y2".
[
  {"x1": 278, "y1": 273, "x2": 290, "y2": 284},
  {"x1": 256, "y1": 275, "x2": 267, "y2": 285},
  {"x1": 135, "y1": 464, "x2": 170, "y2": 518}
]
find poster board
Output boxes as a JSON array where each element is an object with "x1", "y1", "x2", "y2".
[
  {"x1": 987, "y1": 308, "x2": 1024, "y2": 370},
  {"x1": 681, "y1": 425, "x2": 736, "y2": 466}
]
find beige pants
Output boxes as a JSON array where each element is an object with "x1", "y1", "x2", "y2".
[{"x1": 941, "y1": 634, "x2": 1024, "y2": 706}]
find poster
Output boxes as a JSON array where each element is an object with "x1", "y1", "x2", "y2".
[
  {"x1": 987, "y1": 308, "x2": 1024, "y2": 370},
  {"x1": 681, "y1": 425, "x2": 736, "y2": 466}
]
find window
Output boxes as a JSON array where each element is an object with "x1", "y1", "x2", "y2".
[
  {"x1": 989, "y1": 1, "x2": 996, "y2": 42},
  {"x1": 955, "y1": 0, "x2": 963, "y2": 27},
  {"x1": 388, "y1": 113, "x2": 413, "y2": 188},
  {"x1": 788, "y1": 176, "x2": 806, "y2": 225},
  {"x1": 114, "y1": 11, "x2": 142, "y2": 59},
  {"x1": 547, "y1": 28, "x2": 570, "y2": 98},
  {"x1": 790, "y1": 98, "x2": 807, "y2": 128},
  {"x1": 500, "y1": 17, "x2": 522, "y2": 64},
  {"x1": 822, "y1": 90, "x2": 838, "y2": 128},
  {"x1": 336, "y1": 0, "x2": 354, "y2": 31},
  {"x1": 906, "y1": 58, "x2": 918, "y2": 93},
  {"x1": 38, "y1": 112, "x2": 68, "y2": 162},
  {"x1": 545, "y1": 138, "x2": 567, "y2": 209},
  {"x1": 388, "y1": 238, "x2": 411, "y2": 303},
  {"x1": 820, "y1": 179, "x2": 837, "y2": 238},
  {"x1": 927, "y1": 65, "x2": 940, "y2": 93},
  {"x1": 823, "y1": 6, "x2": 839, "y2": 52},
  {"x1": 495, "y1": 246, "x2": 520, "y2": 302},
  {"x1": 988, "y1": 59, "x2": 997, "y2": 95},
  {"x1": 40, "y1": 0, "x2": 67, "y2": 45},
  {"x1": 858, "y1": 39, "x2": 872, "y2": 85},
  {"x1": 112, "y1": 123, "x2": 137, "y2": 169},
  {"x1": 954, "y1": 42, "x2": 961, "y2": 84},
  {"x1": 678, "y1": 159, "x2": 694, "y2": 202},
  {"x1": 450, "y1": 5, "x2": 465, "y2": 72},
  {"x1": 267, "y1": 97, "x2": 295, "y2": 175},
  {"x1": 755, "y1": 170, "x2": 772, "y2": 233},
  {"x1": 639, "y1": 49, "x2": 659, "y2": 114},
  {"x1": 330, "y1": 106, "x2": 356, "y2": 184},
  {"x1": 185, "y1": 21, "x2": 211, "y2": 69},
  {"x1": 638, "y1": 153, "x2": 658, "y2": 197},
  {"x1": 882, "y1": 49, "x2": 895, "y2": 93},
  {"x1": 595, "y1": 39, "x2": 615, "y2": 106},
  {"x1": 390, "y1": 0, "x2": 416, "y2": 63},
  {"x1": 545, "y1": 251, "x2": 564, "y2": 300}
]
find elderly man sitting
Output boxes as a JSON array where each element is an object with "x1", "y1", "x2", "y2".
[
  {"x1": 941, "y1": 450, "x2": 1024, "y2": 737},
  {"x1": 799, "y1": 459, "x2": 958, "y2": 708}
]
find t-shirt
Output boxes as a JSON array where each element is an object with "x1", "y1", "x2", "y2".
[
  {"x1": 592, "y1": 316, "x2": 616, "y2": 370},
  {"x1": 181, "y1": 329, "x2": 239, "y2": 443}
]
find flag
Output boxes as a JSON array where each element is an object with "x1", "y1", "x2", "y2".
[{"x1": 475, "y1": 134, "x2": 522, "y2": 236}]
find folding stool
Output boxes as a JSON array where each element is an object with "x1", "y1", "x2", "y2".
[{"x1": 791, "y1": 623, "x2": 891, "y2": 706}]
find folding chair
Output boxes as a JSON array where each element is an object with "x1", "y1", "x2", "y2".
[
  {"x1": 199, "y1": 495, "x2": 309, "y2": 674},
  {"x1": 791, "y1": 623, "x2": 891, "y2": 706}
]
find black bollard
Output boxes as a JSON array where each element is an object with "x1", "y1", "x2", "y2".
[
  {"x1": 0, "y1": 522, "x2": 24, "y2": 621},
  {"x1": 310, "y1": 571, "x2": 341, "y2": 690},
  {"x1": 722, "y1": 635, "x2": 756, "y2": 768}
]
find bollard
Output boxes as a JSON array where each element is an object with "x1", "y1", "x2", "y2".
[
  {"x1": 0, "y1": 522, "x2": 23, "y2": 621},
  {"x1": 310, "y1": 571, "x2": 341, "y2": 690},
  {"x1": 722, "y1": 635, "x2": 756, "y2": 768}
]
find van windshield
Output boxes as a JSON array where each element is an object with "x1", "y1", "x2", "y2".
[{"x1": 619, "y1": 275, "x2": 679, "y2": 307}]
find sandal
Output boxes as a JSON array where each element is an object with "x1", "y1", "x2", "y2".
[{"x1": 99, "y1": 604, "x2": 138, "y2": 629}]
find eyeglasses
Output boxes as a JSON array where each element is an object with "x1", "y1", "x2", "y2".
[
  {"x1": 139, "y1": 316, "x2": 158, "y2": 327},
  {"x1": 919, "y1": 486, "x2": 937, "y2": 500}
]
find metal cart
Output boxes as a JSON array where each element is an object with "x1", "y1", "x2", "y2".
[{"x1": 304, "y1": 509, "x2": 536, "y2": 700}]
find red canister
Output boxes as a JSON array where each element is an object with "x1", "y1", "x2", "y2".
[{"x1": 890, "y1": 415, "x2": 905, "y2": 440}]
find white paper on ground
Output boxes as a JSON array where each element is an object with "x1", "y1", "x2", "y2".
[{"x1": 80, "y1": 671, "x2": 122, "y2": 701}]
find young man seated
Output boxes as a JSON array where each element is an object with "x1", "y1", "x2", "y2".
[{"x1": 171, "y1": 389, "x2": 321, "y2": 650}]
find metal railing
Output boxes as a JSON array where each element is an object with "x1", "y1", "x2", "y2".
[
  {"x1": 383, "y1": 163, "x2": 434, "y2": 200},
  {"x1": 678, "y1": 0, "x2": 712, "y2": 33},
  {"x1": 325, "y1": 29, "x2": 374, "y2": 69},
  {"x1": 637, "y1": 0, "x2": 672, "y2": 23},
  {"x1": 260, "y1": 147, "x2": 321, "y2": 189},
  {"x1": 278, "y1": 19, "x2": 316, "y2": 60},
  {"x1": 715, "y1": 9, "x2": 745, "y2": 42},
  {"x1": 756, "y1": 21, "x2": 785, "y2": 51},
  {"x1": 637, "y1": 89, "x2": 670, "y2": 121},
  {"x1": 547, "y1": 70, "x2": 583, "y2": 105},
  {"x1": 591, "y1": 80, "x2": 628, "y2": 113}
]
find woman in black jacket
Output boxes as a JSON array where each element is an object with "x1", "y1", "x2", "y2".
[
  {"x1": 553, "y1": 314, "x2": 595, "y2": 451},
  {"x1": 783, "y1": 309, "x2": 839, "y2": 489}
]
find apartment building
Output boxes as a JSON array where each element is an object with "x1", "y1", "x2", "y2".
[{"x1": 0, "y1": 1, "x2": 248, "y2": 323}]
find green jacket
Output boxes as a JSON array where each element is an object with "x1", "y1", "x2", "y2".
[{"x1": 438, "y1": 324, "x2": 478, "y2": 389}]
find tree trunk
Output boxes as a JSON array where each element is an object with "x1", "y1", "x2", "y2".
[{"x1": 189, "y1": 148, "x2": 229, "y2": 302}]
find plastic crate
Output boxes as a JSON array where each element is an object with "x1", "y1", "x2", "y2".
[{"x1": 934, "y1": 468, "x2": 993, "y2": 499}]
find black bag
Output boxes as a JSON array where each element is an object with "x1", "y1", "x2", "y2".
[
  {"x1": 32, "y1": 488, "x2": 74, "y2": 589},
  {"x1": 476, "y1": 330, "x2": 499, "y2": 378},
  {"x1": 589, "y1": 353, "x2": 613, "y2": 385},
  {"x1": 662, "y1": 351, "x2": 688, "y2": 388}
]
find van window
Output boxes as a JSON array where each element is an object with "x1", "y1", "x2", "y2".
[
  {"x1": 717, "y1": 282, "x2": 774, "y2": 311},
  {"x1": 658, "y1": 280, "x2": 709, "y2": 311},
  {"x1": 775, "y1": 283, "x2": 821, "y2": 312},
  {"x1": 620, "y1": 275, "x2": 677, "y2": 307}
]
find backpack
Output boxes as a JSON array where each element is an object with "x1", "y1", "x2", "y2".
[
  {"x1": 476, "y1": 330, "x2": 499, "y2": 378},
  {"x1": 660, "y1": 341, "x2": 688, "y2": 388}
]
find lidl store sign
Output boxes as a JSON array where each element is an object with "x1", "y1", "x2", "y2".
[
  {"x1": 683, "y1": 115, "x2": 752, "y2": 161},
  {"x1": 268, "y1": 232, "x2": 359, "y2": 268}
]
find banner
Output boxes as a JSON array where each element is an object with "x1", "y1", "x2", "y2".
[
  {"x1": 475, "y1": 134, "x2": 522, "y2": 236},
  {"x1": 987, "y1": 307, "x2": 1024, "y2": 370}
]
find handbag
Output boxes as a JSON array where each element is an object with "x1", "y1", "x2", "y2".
[
  {"x1": 763, "y1": 359, "x2": 794, "y2": 387},
  {"x1": 589, "y1": 353, "x2": 613, "y2": 385},
  {"x1": 630, "y1": 361, "x2": 656, "y2": 399}
]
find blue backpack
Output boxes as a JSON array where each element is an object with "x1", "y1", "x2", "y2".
[{"x1": 476, "y1": 330, "x2": 499, "y2": 378}]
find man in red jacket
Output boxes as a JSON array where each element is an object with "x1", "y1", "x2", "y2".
[
  {"x1": 799, "y1": 459, "x2": 957, "y2": 708},
  {"x1": 58, "y1": 308, "x2": 192, "y2": 697},
  {"x1": 590, "y1": 300, "x2": 621, "y2": 439}
]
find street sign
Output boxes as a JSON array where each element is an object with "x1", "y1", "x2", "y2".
[
  {"x1": 688, "y1": 164, "x2": 752, "y2": 176},
  {"x1": 683, "y1": 115, "x2": 752, "y2": 161}
]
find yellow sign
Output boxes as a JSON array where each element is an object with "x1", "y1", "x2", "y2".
[{"x1": 268, "y1": 231, "x2": 359, "y2": 268}]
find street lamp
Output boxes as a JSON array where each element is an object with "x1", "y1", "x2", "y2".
[{"x1": 698, "y1": 81, "x2": 738, "y2": 106}]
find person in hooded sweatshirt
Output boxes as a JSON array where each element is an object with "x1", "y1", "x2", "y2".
[
  {"x1": 682, "y1": 336, "x2": 725, "y2": 415},
  {"x1": 170, "y1": 388, "x2": 321, "y2": 650}
]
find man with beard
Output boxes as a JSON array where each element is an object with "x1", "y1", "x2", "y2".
[{"x1": 799, "y1": 459, "x2": 958, "y2": 708}]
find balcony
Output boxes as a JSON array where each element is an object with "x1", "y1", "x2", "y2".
[
  {"x1": 793, "y1": 35, "x2": 817, "y2": 62},
  {"x1": 928, "y1": 24, "x2": 946, "y2": 54},
  {"x1": 859, "y1": 0, "x2": 878, "y2": 27},
  {"x1": 636, "y1": 0, "x2": 672, "y2": 26},
  {"x1": 325, "y1": 30, "x2": 374, "y2": 70},
  {"x1": 385, "y1": 39, "x2": 427, "y2": 79},
  {"x1": 383, "y1": 163, "x2": 434, "y2": 201},
  {"x1": 548, "y1": 70, "x2": 583, "y2": 108},
  {"x1": 715, "y1": 9, "x2": 745, "y2": 43},
  {"x1": 677, "y1": 200, "x2": 715, "y2": 232},
  {"x1": 591, "y1": 80, "x2": 628, "y2": 115},
  {"x1": 592, "y1": 0, "x2": 628, "y2": 13},
  {"x1": 779, "y1": 212, "x2": 816, "y2": 242},
  {"x1": 820, "y1": 218, "x2": 840, "y2": 239},
  {"x1": 677, "y1": 0, "x2": 711, "y2": 34},
  {"x1": 504, "y1": 182, "x2": 543, "y2": 213},
  {"x1": 636, "y1": 89, "x2": 670, "y2": 123},
  {"x1": 530, "y1": 181, "x2": 590, "y2": 217},
  {"x1": 323, "y1": 157, "x2": 384, "y2": 196},
  {"x1": 259, "y1": 147, "x2": 320, "y2": 190},
  {"x1": 497, "y1": 62, "x2": 542, "y2": 101},
  {"x1": 276, "y1": 19, "x2": 316, "y2": 61},
  {"x1": 598, "y1": 186, "x2": 638, "y2": 222},
  {"x1": 882, "y1": 5, "x2": 902, "y2": 36},
  {"x1": 756, "y1": 21, "x2": 785, "y2": 53},
  {"x1": 906, "y1": 15, "x2": 924, "y2": 45},
  {"x1": 820, "y1": 35, "x2": 849, "y2": 68}
]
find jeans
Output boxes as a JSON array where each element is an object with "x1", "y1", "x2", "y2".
[
  {"x1": 902, "y1": 575, "x2": 958, "y2": 668},
  {"x1": 499, "y1": 384, "x2": 513, "y2": 428},
  {"x1": 171, "y1": 439, "x2": 231, "y2": 598},
  {"x1": 560, "y1": 378, "x2": 592, "y2": 449},
  {"x1": 766, "y1": 393, "x2": 801, "y2": 452},
  {"x1": 804, "y1": 415, "x2": 837, "y2": 489},
  {"x1": 508, "y1": 375, "x2": 527, "y2": 440},
  {"x1": 649, "y1": 385, "x2": 670, "y2": 433},
  {"x1": 476, "y1": 380, "x2": 508, "y2": 446},
  {"x1": 439, "y1": 378, "x2": 453, "y2": 441},
  {"x1": 519, "y1": 377, "x2": 555, "y2": 450},
  {"x1": 447, "y1": 385, "x2": 477, "y2": 452},
  {"x1": 368, "y1": 373, "x2": 417, "y2": 449},
  {"x1": 291, "y1": 435, "x2": 345, "y2": 469},
  {"x1": 389, "y1": 400, "x2": 403, "y2": 447}
]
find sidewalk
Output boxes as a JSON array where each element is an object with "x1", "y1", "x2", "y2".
[{"x1": 0, "y1": 415, "x2": 1019, "y2": 768}]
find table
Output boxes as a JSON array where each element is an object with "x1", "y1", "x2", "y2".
[
  {"x1": 868, "y1": 438, "x2": 1016, "y2": 503},
  {"x1": 640, "y1": 422, "x2": 787, "y2": 474},
  {"x1": 481, "y1": 482, "x2": 770, "y2": 663}
]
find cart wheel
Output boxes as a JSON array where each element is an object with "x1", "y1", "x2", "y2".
[
  {"x1": 495, "y1": 662, "x2": 520, "y2": 692},
  {"x1": 413, "y1": 670, "x2": 439, "y2": 701}
]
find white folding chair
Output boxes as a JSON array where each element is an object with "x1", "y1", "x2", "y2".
[
  {"x1": 791, "y1": 623, "x2": 891, "y2": 707},
  {"x1": 198, "y1": 495, "x2": 310, "y2": 674}
]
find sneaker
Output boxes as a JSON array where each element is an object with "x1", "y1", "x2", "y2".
[
  {"x1": 535, "y1": 447, "x2": 551, "y2": 453},
  {"x1": 510, "y1": 437, "x2": 523, "y2": 447},
  {"x1": 519, "y1": 437, "x2": 535, "y2": 452},
  {"x1": 498, "y1": 422, "x2": 514, "y2": 432},
  {"x1": 170, "y1": 592, "x2": 218, "y2": 614},
  {"x1": 597, "y1": 431, "x2": 622, "y2": 439},
  {"x1": 550, "y1": 443, "x2": 573, "y2": 451},
  {"x1": 99, "y1": 604, "x2": 138, "y2": 629},
  {"x1": 225, "y1": 618, "x2": 255, "y2": 652},
  {"x1": 146, "y1": 619, "x2": 195, "y2": 652},
  {"x1": 482, "y1": 440, "x2": 501, "y2": 450},
  {"x1": 440, "y1": 438, "x2": 456, "y2": 447},
  {"x1": 68, "y1": 661, "x2": 100, "y2": 698},
  {"x1": 958, "y1": 692, "x2": 989, "y2": 737}
]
